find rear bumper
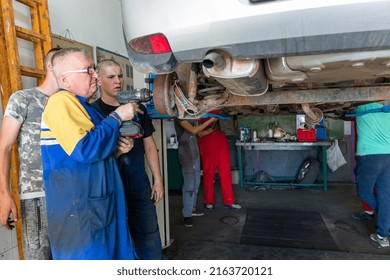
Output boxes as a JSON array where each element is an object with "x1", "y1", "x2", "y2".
[{"x1": 126, "y1": 29, "x2": 390, "y2": 74}]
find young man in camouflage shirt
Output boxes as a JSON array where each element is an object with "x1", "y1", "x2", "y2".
[{"x1": 0, "y1": 48, "x2": 60, "y2": 259}]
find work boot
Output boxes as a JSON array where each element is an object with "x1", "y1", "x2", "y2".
[
  {"x1": 183, "y1": 217, "x2": 193, "y2": 228},
  {"x1": 205, "y1": 204, "x2": 214, "y2": 210},
  {"x1": 352, "y1": 211, "x2": 375, "y2": 221},
  {"x1": 224, "y1": 203, "x2": 242, "y2": 209},
  {"x1": 370, "y1": 233, "x2": 389, "y2": 248},
  {"x1": 192, "y1": 209, "x2": 205, "y2": 217}
]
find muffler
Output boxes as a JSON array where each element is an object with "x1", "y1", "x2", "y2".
[{"x1": 202, "y1": 51, "x2": 268, "y2": 96}]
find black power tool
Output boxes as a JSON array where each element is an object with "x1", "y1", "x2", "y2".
[{"x1": 116, "y1": 88, "x2": 153, "y2": 138}]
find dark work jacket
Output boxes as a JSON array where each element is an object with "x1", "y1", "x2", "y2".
[{"x1": 91, "y1": 99, "x2": 155, "y2": 198}]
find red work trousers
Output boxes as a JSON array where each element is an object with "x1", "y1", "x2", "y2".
[
  {"x1": 361, "y1": 200, "x2": 373, "y2": 212},
  {"x1": 198, "y1": 129, "x2": 235, "y2": 205},
  {"x1": 361, "y1": 186, "x2": 376, "y2": 212}
]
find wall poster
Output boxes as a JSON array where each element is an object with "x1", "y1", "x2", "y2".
[{"x1": 51, "y1": 34, "x2": 94, "y2": 58}]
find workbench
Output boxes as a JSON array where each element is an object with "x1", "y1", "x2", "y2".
[{"x1": 236, "y1": 141, "x2": 331, "y2": 191}]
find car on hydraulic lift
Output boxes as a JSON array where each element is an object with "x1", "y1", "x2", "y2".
[{"x1": 121, "y1": 0, "x2": 390, "y2": 125}]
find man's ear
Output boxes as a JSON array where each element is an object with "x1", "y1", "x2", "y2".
[
  {"x1": 57, "y1": 74, "x2": 70, "y2": 89},
  {"x1": 97, "y1": 76, "x2": 102, "y2": 87},
  {"x1": 46, "y1": 61, "x2": 53, "y2": 72}
]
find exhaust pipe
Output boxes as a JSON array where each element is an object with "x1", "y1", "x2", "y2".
[
  {"x1": 202, "y1": 51, "x2": 268, "y2": 96},
  {"x1": 203, "y1": 52, "x2": 226, "y2": 70},
  {"x1": 301, "y1": 103, "x2": 323, "y2": 127}
]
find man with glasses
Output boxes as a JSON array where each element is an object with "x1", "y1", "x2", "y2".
[
  {"x1": 40, "y1": 47, "x2": 139, "y2": 259},
  {"x1": 0, "y1": 47, "x2": 60, "y2": 259}
]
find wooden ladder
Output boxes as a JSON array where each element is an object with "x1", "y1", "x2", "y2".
[{"x1": 0, "y1": 0, "x2": 52, "y2": 259}]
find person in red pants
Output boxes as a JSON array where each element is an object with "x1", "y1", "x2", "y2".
[{"x1": 197, "y1": 112, "x2": 241, "y2": 210}]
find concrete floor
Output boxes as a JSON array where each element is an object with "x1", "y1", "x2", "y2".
[{"x1": 163, "y1": 181, "x2": 390, "y2": 260}]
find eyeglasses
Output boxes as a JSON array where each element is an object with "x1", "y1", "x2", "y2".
[{"x1": 59, "y1": 65, "x2": 97, "y2": 76}]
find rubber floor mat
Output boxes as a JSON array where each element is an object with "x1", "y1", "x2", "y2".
[{"x1": 241, "y1": 209, "x2": 338, "y2": 251}]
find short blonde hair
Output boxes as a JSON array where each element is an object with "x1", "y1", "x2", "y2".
[{"x1": 97, "y1": 59, "x2": 121, "y2": 74}]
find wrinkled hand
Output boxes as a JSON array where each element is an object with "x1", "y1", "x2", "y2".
[
  {"x1": 114, "y1": 102, "x2": 143, "y2": 122},
  {"x1": 0, "y1": 193, "x2": 17, "y2": 230},
  {"x1": 115, "y1": 136, "x2": 134, "y2": 157},
  {"x1": 151, "y1": 180, "x2": 164, "y2": 205}
]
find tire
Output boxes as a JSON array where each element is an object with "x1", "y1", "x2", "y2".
[{"x1": 296, "y1": 159, "x2": 320, "y2": 184}]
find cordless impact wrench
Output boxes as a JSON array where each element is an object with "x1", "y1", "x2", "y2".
[{"x1": 116, "y1": 88, "x2": 153, "y2": 138}]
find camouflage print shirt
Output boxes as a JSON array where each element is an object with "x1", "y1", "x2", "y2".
[{"x1": 4, "y1": 88, "x2": 48, "y2": 200}]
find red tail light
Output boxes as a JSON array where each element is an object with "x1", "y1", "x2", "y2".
[{"x1": 129, "y1": 33, "x2": 172, "y2": 54}]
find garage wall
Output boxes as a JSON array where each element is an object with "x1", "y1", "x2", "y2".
[
  {"x1": 48, "y1": 0, "x2": 145, "y2": 88},
  {"x1": 48, "y1": 0, "x2": 146, "y2": 87},
  {"x1": 48, "y1": 0, "x2": 127, "y2": 58},
  {"x1": 236, "y1": 116, "x2": 356, "y2": 183}
]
